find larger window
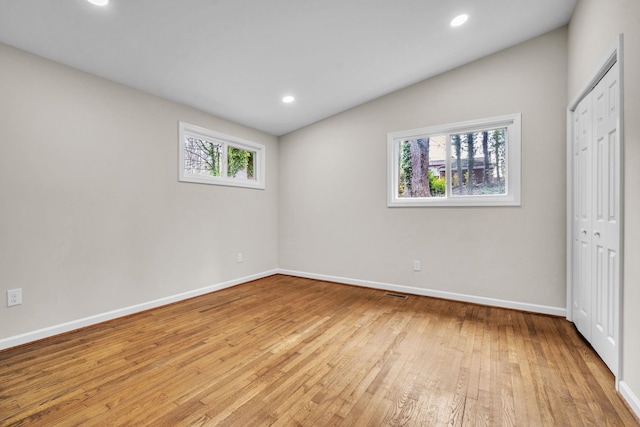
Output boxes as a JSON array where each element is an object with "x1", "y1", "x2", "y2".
[
  {"x1": 179, "y1": 122, "x2": 265, "y2": 189},
  {"x1": 387, "y1": 114, "x2": 521, "y2": 207}
]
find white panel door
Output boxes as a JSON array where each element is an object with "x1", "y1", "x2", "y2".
[
  {"x1": 590, "y1": 61, "x2": 620, "y2": 375},
  {"x1": 571, "y1": 61, "x2": 620, "y2": 375},
  {"x1": 572, "y1": 92, "x2": 593, "y2": 341}
]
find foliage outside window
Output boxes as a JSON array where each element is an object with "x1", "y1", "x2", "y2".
[
  {"x1": 179, "y1": 122, "x2": 265, "y2": 189},
  {"x1": 388, "y1": 114, "x2": 521, "y2": 207}
]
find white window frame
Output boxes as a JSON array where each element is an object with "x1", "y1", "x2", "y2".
[
  {"x1": 387, "y1": 113, "x2": 521, "y2": 207},
  {"x1": 179, "y1": 121, "x2": 265, "y2": 189}
]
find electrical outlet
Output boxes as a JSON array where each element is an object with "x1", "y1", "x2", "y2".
[
  {"x1": 237, "y1": 252, "x2": 243, "y2": 263},
  {"x1": 413, "y1": 260, "x2": 421, "y2": 272},
  {"x1": 7, "y1": 288, "x2": 22, "y2": 307}
]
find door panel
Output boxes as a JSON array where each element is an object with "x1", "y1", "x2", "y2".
[
  {"x1": 590, "y1": 62, "x2": 619, "y2": 374},
  {"x1": 572, "y1": 93, "x2": 592, "y2": 340}
]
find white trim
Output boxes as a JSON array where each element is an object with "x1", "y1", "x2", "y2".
[
  {"x1": 619, "y1": 381, "x2": 640, "y2": 420},
  {"x1": 0, "y1": 270, "x2": 278, "y2": 351},
  {"x1": 566, "y1": 34, "x2": 624, "y2": 382},
  {"x1": 387, "y1": 113, "x2": 521, "y2": 207},
  {"x1": 565, "y1": 106, "x2": 574, "y2": 322},
  {"x1": 277, "y1": 269, "x2": 566, "y2": 317},
  {"x1": 0, "y1": 268, "x2": 568, "y2": 350},
  {"x1": 616, "y1": 33, "x2": 626, "y2": 391}
]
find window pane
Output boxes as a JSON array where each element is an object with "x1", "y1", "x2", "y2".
[
  {"x1": 227, "y1": 146, "x2": 256, "y2": 180},
  {"x1": 397, "y1": 135, "x2": 446, "y2": 198},
  {"x1": 450, "y1": 128, "x2": 506, "y2": 196},
  {"x1": 184, "y1": 136, "x2": 222, "y2": 177}
]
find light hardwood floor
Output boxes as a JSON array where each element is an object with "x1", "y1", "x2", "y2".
[{"x1": 1, "y1": 275, "x2": 638, "y2": 426}]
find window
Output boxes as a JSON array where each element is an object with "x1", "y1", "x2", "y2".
[
  {"x1": 179, "y1": 122, "x2": 265, "y2": 189},
  {"x1": 387, "y1": 114, "x2": 521, "y2": 207}
]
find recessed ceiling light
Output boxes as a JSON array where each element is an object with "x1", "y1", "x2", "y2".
[
  {"x1": 282, "y1": 95, "x2": 295, "y2": 104},
  {"x1": 450, "y1": 14, "x2": 469, "y2": 27},
  {"x1": 87, "y1": 0, "x2": 109, "y2": 6}
]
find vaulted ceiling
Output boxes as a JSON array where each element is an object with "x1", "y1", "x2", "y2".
[{"x1": 0, "y1": 0, "x2": 577, "y2": 135}]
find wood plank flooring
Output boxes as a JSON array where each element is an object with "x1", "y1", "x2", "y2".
[{"x1": 1, "y1": 275, "x2": 638, "y2": 426}]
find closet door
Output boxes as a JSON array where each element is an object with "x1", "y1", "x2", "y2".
[
  {"x1": 572, "y1": 92, "x2": 593, "y2": 341},
  {"x1": 571, "y1": 61, "x2": 620, "y2": 375},
  {"x1": 590, "y1": 61, "x2": 620, "y2": 375}
]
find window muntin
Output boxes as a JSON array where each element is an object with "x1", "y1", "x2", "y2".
[
  {"x1": 388, "y1": 114, "x2": 520, "y2": 207},
  {"x1": 179, "y1": 122, "x2": 265, "y2": 189}
]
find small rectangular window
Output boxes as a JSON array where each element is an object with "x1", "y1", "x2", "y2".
[
  {"x1": 388, "y1": 114, "x2": 520, "y2": 207},
  {"x1": 179, "y1": 122, "x2": 265, "y2": 189}
]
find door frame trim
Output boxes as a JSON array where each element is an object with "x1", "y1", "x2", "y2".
[{"x1": 566, "y1": 34, "x2": 624, "y2": 384}]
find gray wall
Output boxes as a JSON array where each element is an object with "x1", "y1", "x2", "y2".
[
  {"x1": 568, "y1": 0, "x2": 640, "y2": 410},
  {"x1": 279, "y1": 28, "x2": 568, "y2": 310},
  {"x1": 0, "y1": 43, "x2": 279, "y2": 340}
]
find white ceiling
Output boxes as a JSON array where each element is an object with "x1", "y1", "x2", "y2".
[{"x1": 0, "y1": 0, "x2": 577, "y2": 136}]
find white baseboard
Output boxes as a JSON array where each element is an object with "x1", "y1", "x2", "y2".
[
  {"x1": 277, "y1": 269, "x2": 567, "y2": 317},
  {"x1": 0, "y1": 269, "x2": 279, "y2": 351},
  {"x1": 0, "y1": 268, "x2": 568, "y2": 352},
  {"x1": 619, "y1": 381, "x2": 640, "y2": 420}
]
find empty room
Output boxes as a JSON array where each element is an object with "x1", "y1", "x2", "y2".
[{"x1": 1, "y1": 0, "x2": 639, "y2": 425}]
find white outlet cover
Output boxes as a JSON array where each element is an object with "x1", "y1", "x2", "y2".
[{"x1": 7, "y1": 288, "x2": 22, "y2": 306}]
